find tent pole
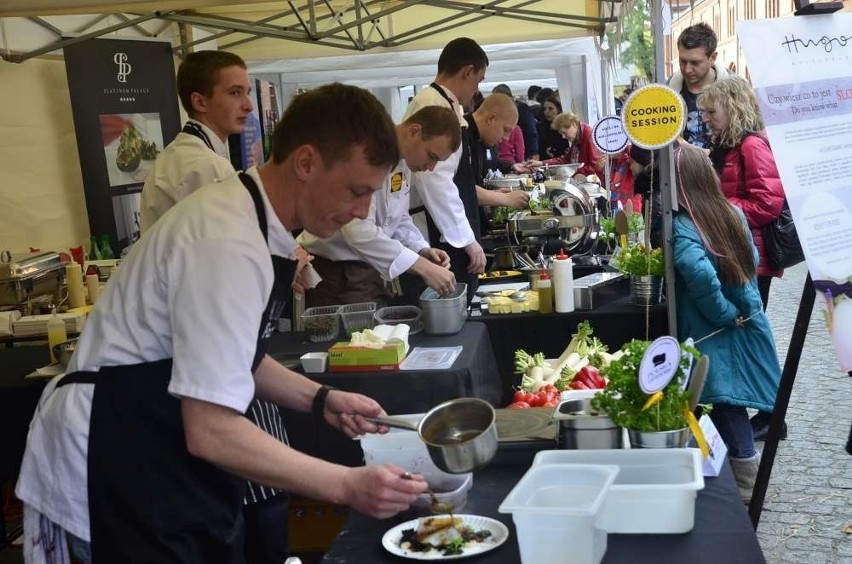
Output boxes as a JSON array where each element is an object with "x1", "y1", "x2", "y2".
[{"x1": 650, "y1": 0, "x2": 678, "y2": 337}]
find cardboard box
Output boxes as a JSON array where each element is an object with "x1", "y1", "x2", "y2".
[{"x1": 328, "y1": 340, "x2": 406, "y2": 372}]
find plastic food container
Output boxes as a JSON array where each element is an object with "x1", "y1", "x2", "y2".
[
  {"x1": 300, "y1": 352, "x2": 328, "y2": 373},
  {"x1": 419, "y1": 283, "x2": 468, "y2": 335},
  {"x1": 532, "y1": 448, "x2": 704, "y2": 533},
  {"x1": 499, "y1": 463, "x2": 618, "y2": 564},
  {"x1": 301, "y1": 305, "x2": 341, "y2": 342},
  {"x1": 339, "y1": 302, "x2": 376, "y2": 336},
  {"x1": 410, "y1": 473, "x2": 473, "y2": 515},
  {"x1": 374, "y1": 305, "x2": 422, "y2": 334}
]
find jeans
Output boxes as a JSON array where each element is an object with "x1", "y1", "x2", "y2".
[{"x1": 709, "y1": 403, "x2": 757, "y2": 459}]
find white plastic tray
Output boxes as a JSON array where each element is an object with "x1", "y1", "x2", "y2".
[{"x1": 533, "y1": 448, "x2": 704, "y2": 534}]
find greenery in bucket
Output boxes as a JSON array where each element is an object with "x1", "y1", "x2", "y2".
[
  {"x1": 591, "y1": 339, "x2": 700, "y2": 432},
  {"x1": 611, "y1": 243, "x2": 664, "y2": 277},
  {"x1": 598, "y1": 212, "x2": 644, "y2": 251}
]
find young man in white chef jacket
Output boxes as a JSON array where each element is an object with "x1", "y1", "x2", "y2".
[
  {"x1": 17, "y1": 83, "x2": 428, "y2": 564},
  {"x1": 297, "y1": 105, "x2": 461, "y2": 307},
  {"x1": 137, "y1": 49, "x2": 298, "y2": 564}
]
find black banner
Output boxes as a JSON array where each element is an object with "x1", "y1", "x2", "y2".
[{"x1": 64, "y1": 37, "x2": 180, "y2": 254}]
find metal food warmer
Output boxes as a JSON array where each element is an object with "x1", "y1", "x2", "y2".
[{"x1": 0, "y1": 250, "x2": 66, "y2": 314}]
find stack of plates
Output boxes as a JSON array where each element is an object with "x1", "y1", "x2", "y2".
[{"x1": 13, "y1": 312, "x2": 86, "y2": 336}]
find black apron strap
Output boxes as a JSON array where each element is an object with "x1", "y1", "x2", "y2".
[
  {"x1": 182, "y1": 121, "x2": 215, "y2": 152},
  {"x1": 429, "y1": 83, "x2": 455, "y2": 111}
]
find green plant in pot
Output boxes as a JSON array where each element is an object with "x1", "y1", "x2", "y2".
[
  {"x1": 611, "y1": 244, "x2": 664, "y2": 306},
  {"x1": 591, "y1": 339, "x2": 703, "y2": 449},
  {"x1": 598, "y1": 213, "x2": 645, "y2": 253}
]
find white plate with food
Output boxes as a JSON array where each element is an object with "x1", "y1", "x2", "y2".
[{"x1": 381, "y1": 514, "x2": 509, "y2": 560}]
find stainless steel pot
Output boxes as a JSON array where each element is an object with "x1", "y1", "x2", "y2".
[
  {"x1": 552, "y1": 397, "x2": 622, "y2": 449},
  {"x1": 52, "y1": 338, "x2": 78, "y2": 369},
  {"x1": 542, "y1": 162, "x2": 583, "y2": 180},
  {"x1": 483, "y1": 175, "x2": 529, "y2": 190},
  {"x1": 367, "y1": 398, "x2": 498, "y2": 474}
]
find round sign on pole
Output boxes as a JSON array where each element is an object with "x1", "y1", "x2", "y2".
[
  {"x1": 621, "y1": 84, "x2": 685, "y2": 149},
  {"x1": 638, "y1": 336, "x2": 682, "y2": 394},
  {"x1": 592, "y1": 116, "x2": 629, "y2": 155}
]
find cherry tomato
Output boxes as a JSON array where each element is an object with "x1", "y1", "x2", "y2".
[
  {"x1": 507, "y1": 401, "x2": 531, "y2": 409},
  {"x1": 513, "y1": 390, "x2": 527, "y2": 403}
]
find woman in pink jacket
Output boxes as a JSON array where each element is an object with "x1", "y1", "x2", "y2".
[
  {"x1": 699, "y1": 76, "x2": 787, "y2": 441},
  {"x1": 698, "y1": 76, "x2": 785, "y2": 308},
  {"x1": 520, "y1": 112, "x2": 603, "y2": 181}
]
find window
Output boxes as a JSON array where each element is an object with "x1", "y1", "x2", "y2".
[{"x1": 767, "y1": 0, "x2": 780, "y2": 17}]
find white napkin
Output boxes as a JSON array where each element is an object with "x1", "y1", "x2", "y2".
[
  {"x1": 347, "y1": 323, "x2": 410, "y2": 354},
  {"x1": 0, "y1": 310, "x2": 21, "y2": 336}
]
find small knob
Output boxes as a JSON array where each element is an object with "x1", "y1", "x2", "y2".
[{"x1": 544, "y1": 218, "x2": 559, "y2": 229}]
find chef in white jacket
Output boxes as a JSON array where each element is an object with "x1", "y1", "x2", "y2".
[
  {"x1": 298, "y1": 106, "x2": 462, "y2": 307},
  {"x1": 402, "y1": 37, "x2": 489, "y2": 303}
]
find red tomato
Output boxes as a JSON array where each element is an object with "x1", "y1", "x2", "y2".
[
  {"x1": 542, "y1": 400, "x2": 559, "y2": 407},
  {"x1": 569, "y1": 380, "x2": 590, "y2": 390},
  {"x1": 507, "y1": 401, "x2": 531, "y2": 409},
  {"x1": 545, "y1": 390, "x2": 560, "y2": 404},
  {"x1": 528, "y1": 393, "x2": 544, "y2": 407},
  {"x1": 513, "y1": 390, "x2": 527, "y2": 403}
]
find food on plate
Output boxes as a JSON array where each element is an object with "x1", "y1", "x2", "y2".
[
  {"x1": 399, "y1": 516, "x2": 493, "y2": 556},
  {"x1": 115, "y1": 126, "x2": 143, "y2": 172},
  {"x1": 141, "y1": 140, "x2": 160, "y2": 160}
]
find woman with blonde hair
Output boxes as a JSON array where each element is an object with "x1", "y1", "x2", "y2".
[
  {"x1": 672, "y1": 143, "x2": 781, "y2": 502},
  {"x1": 698, "y1": 75, "x2": 786, "y2": 441},
  {"x1": 521, "y1": 111, "x2": 603, "y2": 180}
]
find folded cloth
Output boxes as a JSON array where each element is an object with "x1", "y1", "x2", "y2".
[
  {"x1": 0, "y1": 310, "x2": 21, "y2": 336},
  {"x1": 23, "y1": 503, "x2": 70, "y2": 564}
]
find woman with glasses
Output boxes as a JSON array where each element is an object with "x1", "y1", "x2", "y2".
[{"x1": 520, "y1": 111, "x2": 603, "y2": 182}]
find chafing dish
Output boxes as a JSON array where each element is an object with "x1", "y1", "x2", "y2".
[
  {"x1": 483, "y1": 175, "x2": 530, "y2": 191},
  {"x1": 0, "y1": 251, "x2": 65, "y2": 308},
  {"x1": 541, "y1": 162, "x2": 583, "y2": 180},
  {"x1": 507, "y1": 182, "x2": 599, "y2": 254}
]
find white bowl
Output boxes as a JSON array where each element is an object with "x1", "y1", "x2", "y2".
[{"x1": 300, "y1": 352, "x2": 328, "y2": 373}]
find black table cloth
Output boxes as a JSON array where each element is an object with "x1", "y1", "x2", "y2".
[
  {"x1": 321, "y1": 444, "x2": 766, "y2": 564},
  {"x1": 268, "y1": 322, "x2": 503, "y2": 467},
  {"x1": 471, "y1": 297, "x2": 668, "y2": 405}
]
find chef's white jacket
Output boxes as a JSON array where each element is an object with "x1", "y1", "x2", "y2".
[
  {"x1": 403, "y1": 85, "x2": 476, "y2": 249},
  {"x1": 298, "y1": 160, "x2": 429, "y2": 279},
  {"x1": 16, "y1": 168, "x2": 298, "y2": 542},
  {"x1": 139, "y1": 119, "x2": 234, "y2": 232}
]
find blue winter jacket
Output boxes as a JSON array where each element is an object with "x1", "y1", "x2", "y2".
[{"x1": 672, "y1": 209, "x2": 781, "y2": 411}]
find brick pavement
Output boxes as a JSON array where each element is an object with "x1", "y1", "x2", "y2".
[{"x1": 756, "y1": 262, "x2": 852, "y2": 564}]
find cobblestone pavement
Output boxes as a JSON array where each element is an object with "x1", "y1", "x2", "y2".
[{"x1": 756, "y1": 262, "x2": 852, "y2": 564}]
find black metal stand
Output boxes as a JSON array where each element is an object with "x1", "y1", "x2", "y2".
[{"x1": 749, "y1": 274, "x2": 815, "y2": 528}]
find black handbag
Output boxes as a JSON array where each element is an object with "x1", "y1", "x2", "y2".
[
  {"x1": 763, "y1": 201, "x2": 805, "y2": 269},
  {"x1": 735, "y1": 133, "x2": 805, "y2": 270}
]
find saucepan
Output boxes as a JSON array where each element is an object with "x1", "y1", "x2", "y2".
[{"x1": 367, "y1": 398, "x2": 498, "y2": 474}]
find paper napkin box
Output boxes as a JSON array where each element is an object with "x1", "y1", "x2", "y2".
[{"x1": 328, "y1": 340, "x2": 406, "y2": 371}]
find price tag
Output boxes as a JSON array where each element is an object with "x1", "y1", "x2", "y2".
[
  {"x1": 592, "y1": 116, "x2": 629, "y2": 154},
  {"x1": 621, "y1": 84, "x2": 685, "y2": 149},
  {"x1": 638, "y1": 336, "x2": 681, "y2": 393}
]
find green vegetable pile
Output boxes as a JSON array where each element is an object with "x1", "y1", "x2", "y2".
[
  {"x1": 612, "y1": 244, "x2": 664, "y2": 277},
  {"x1": 591, "y1": 339, "x2": 698, "y2": 432}
]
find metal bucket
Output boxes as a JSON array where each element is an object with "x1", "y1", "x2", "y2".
[
  {"x1": 552, "y1": 398, "x2": 622, "y2": 449},
  {"x1": 629, "y1": 275, "x2": 663, "y2": 306},
  {"x1": 627, "y1": 427, "x2": 691, "y2": 449}
]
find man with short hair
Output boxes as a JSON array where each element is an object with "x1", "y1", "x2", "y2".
[
  {"x1": 17, "y1": 83, "x2": 427, "y2": 563},
  {"x1": 138, "y1": 50, "x2": 293, "y2": 564},
  {"x1": 668, "y1": 22, "x2": 731, "y2": 148},
  {"x1": 298, "y1": 105, "x2": 461, "y2": 307},
  {"x1": 140, "y1": 50, "x2": 251, "y2": 232},
  {"x1": 403, "y1": 37, "x2": 489, "y2": 302}
]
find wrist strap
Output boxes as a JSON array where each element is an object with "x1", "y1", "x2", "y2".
[{"x1": 312, "y1": 385, "x2": 336, "y2": 422}]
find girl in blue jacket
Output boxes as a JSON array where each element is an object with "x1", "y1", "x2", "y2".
[{"x1": 671, "y1": 143, "x2": 781, "y2": 503}]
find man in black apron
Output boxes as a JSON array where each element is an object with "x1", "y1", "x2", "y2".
[
  {"x1": 17, "y1": 83, "x2": 428, "y2": 563},
  {"x1": 138, "y1": 50, "x2": 296, "y2": 563},
  {"x1": 400, "y1": 38, "x2": 489, "y2": 305}
]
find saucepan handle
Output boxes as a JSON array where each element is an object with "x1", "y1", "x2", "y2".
[{"x1": 365, "y1": 416, "x2": 419, "y2": 432}]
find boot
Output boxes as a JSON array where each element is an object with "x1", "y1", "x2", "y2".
[
  {"x1": 751, "y1": 412, "x2": 787, "y2": 441},
  {"x1": 729, "y1": 452, "x2": 761, "y2": 504}
]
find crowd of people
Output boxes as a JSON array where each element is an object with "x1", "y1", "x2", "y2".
[{"x1": 14, "y1": 19, "x2": 794, "y2": 563}]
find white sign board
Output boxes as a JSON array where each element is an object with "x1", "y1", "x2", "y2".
[{"x1": 740, "y1": 14, "x2": 852, "y2": 371}]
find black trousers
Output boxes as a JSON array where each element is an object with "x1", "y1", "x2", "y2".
[{"x1": 242, "y1": 493, "x2": 290, "y2": 564}]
